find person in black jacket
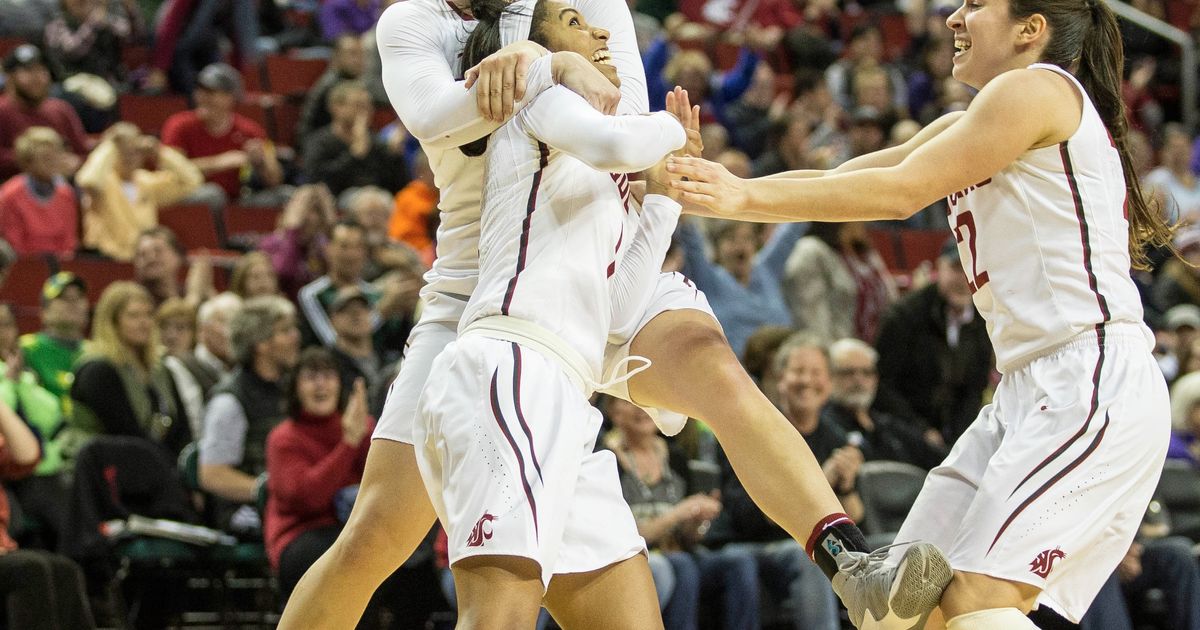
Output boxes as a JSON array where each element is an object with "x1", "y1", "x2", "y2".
[
  {"x1": 872, "y1": 240, "x2": 993, "y2": 446},
  {"x1": 826, "y1": 338, "x2": 948, "y2": 470},
  {"x1": 302, "y1": 81, "x2": 409, "y2": 197}
]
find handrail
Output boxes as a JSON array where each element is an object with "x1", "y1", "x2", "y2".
[{"x1": 1104, "y1": 0, "x2": 1197, "y2": 133}]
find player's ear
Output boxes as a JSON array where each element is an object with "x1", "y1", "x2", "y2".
[{"x1": 1015, "y1": 12, "x2": 1048, "y2": 46}]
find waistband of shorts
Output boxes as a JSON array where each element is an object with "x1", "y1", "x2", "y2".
[
  {"x1": 1002, "y1": 321, "x2": 1152, "y2": 372},
  {"x1": 460, "y1": 316, "x2": 595, "y2": 394}
]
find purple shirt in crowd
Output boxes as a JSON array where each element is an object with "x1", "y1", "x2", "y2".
[{"x1": 318, "y1": 0, "x2": 381, "y2": 41}]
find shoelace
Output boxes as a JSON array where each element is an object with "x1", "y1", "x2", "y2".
[{"x1": 837, "y1": 540, "x2": 917, "y2": 573}]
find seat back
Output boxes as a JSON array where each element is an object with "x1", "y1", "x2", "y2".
[
  {"x1": 857, "y1": 460, "x2": 928, "y2": 536},
  {"x1": 1155, "y1": 460, "x2": 1200, "y2": 542}
]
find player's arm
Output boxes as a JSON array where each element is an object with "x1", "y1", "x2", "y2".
[
  {"x1": 757, "y1": 111, "x2": 967, "y2": 182},
  {"x1": 668, "y1": 70, "x2": 1071, "y2": 221},
  {"x1": 609, "y1": 194, "x2": 682, "y2": 340},
  {"x1": 523, "y1": 86, "x2": 685, "y2": 173}
]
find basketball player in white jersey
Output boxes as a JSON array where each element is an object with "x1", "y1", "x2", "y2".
[
  {"x1": 665, "y1": 0, "x2": 1177, "y2": 627},
  {"x1": 278, "y1": 0, "x2": 953, "y2": 625},
  {"x1": 415, "y1": 3, "x2": 689, "y2": 623}
]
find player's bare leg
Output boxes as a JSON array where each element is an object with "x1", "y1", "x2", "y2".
[
  {"x1": 933, "y1": 572, "x2": 1041, "y2": 630},
  {"x1": 626, "y1": 309, "x2": 849, "y2": 543},
  {"x1": 452, "y1": 556, "x2": 545, "y2": 630},
  {"x1": 542, "y1": 554, "x2": 665, "y2": 630},
  {"x1": 277, "y1": 439, "x2": 437, "y2": 629},
  {"x1": 627, "y1": 309, "x2": 952, "y2": 630}
]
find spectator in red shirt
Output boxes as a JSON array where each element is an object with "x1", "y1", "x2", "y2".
[
  {"x1": 265, "y1": 347, "x2": 372, "y2": 601},
  {"x1": 161, "y1": 63, "x2": 288, "y2": 206},
  {"x1": 0, "y1": 45, "x2": 91, "y2": 181},
  {"x1": 0, "y1": 126, "x2": 79, "y2": 256}
]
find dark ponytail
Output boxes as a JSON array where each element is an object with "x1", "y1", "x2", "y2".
[{"x1": 1010, "y1": 0, "x2": 1174, "y2": 270}]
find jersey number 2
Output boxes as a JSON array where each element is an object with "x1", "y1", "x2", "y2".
[{"x1": 953, "y1": 211, "x2": 990, "y2": 293}]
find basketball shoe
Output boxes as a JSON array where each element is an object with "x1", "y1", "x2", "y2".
[{"x1": 832, "y1": 542, "x2": 953, "y2": 630}]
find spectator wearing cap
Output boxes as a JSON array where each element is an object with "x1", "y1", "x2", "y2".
[
  {"x1": 161, "y1": 63, "x2": 286, "y2": 207},
  {"x1": 302, "y1": 81, "x2": 410, "y2": 197},
  {"x1": 0, "y1": 126, "x2": 79, "y2": 256},
  {"x1": 1157, "y1": 304, "x2": 1200, "y2": 382},
  {"x1": 297, "y1": 220, "x2": 412, "y2": 363},
  {"x1": 0, "y1": 44, "x2": 91, "y2": 181},
  {"x1": 76, "y1": 122, "x2": 203, "y2": 261},
  {"x1": 20, "y1": 272, "x2": 88, "y2": 413},
  {"x1": 872, "y1": 239, "x2": 992, "y2": 445},
  {"x1": 199, "y1": 295, "x2": 299, "y2": 532},
  {"x1": 1152, "y1": 227, "x2": 1200, "y2": 316},
  {"x1": 327, "y1": 286, "x2": 382, "y2": 392}
]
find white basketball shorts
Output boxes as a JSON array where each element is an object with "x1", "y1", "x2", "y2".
[
  {"x1": 375, "y1": 272, "x2": 718, "y2": 444},
  {"x1": 891, "y1": 323, "x2": 1170, "y2": 622},
  {"x1": 413, "y1": 335, "x2": 645, "y2": 587}
]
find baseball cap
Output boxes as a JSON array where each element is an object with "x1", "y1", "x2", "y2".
[
  {"x1": 42, "y1": 272, "x2": 86, "y2": 302},
  {"x1": 328, "y1": 286, "x2": 370, "y2": 314},
  {"x1": 1165, "y1": 304, "x2": 1200, "y2": 331},
  {"x1": 3, "y1": 44, "x2": 46, "y2": 72},
  {"x1": 196, "y1": 63, "x2": 243, "y2": 97}
]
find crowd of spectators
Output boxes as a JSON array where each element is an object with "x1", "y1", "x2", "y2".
[{"x1": 0, "y1": 0, "x2": 1197, "y2": 626}]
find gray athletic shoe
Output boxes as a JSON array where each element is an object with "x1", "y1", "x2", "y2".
[{"x1": 831, "y1": 542, "x2": 953, "y2": 630}]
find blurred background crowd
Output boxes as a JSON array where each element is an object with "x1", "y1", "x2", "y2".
[{"x1": 0, "y1": 0, "x2": 1197, "y2": 627}]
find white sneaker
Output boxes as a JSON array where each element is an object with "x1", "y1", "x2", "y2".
[{"x1": 832, "y1": 542, "x2": 954, "y2": 630}]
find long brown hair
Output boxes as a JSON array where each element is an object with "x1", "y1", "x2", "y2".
[{"x1": 1008, "y1": 0, "x2": 1173, "y2": 269}]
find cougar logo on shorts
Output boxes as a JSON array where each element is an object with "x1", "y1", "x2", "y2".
[
  {"x1": 466, "y1": 513, "x2": 497, "y2": 547},
  {"x1": 1029, "y1": 548, "x2": 1065, "y2": 578}
]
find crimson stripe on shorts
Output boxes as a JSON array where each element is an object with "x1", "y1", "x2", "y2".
[
  {"x1": 987, "y1": 412, "x2": 1111, "y2": 555},
  {"x1": 490, "y1": 369, "x2": 539, "y2": 537},
  {"x1": 502, "y1": 142, "x2": 549, "y2": 315},
  {"x1": 1008, "y1": 333, "x2": 1106, "y2": 499},
  {"x1": 509, "y1": 343, "x2": 543, "y2": 483}
]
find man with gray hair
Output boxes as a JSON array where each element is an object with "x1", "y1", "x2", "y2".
[
  {"x1": 199, "y1": 295, "x2": 300, "y2": 531},
  {"x1": 163, "y1": 292, "x2": 243, "y2": 438},
  {"x1": 827, "y1": 338, "x2": 946, "y2": 471}
]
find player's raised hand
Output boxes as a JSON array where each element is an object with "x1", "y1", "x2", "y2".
[
  {"x1": 666, "y1": 156, "x2": 748, "y2": 215},
  {"x1": 553, "y1": 51, "x2": 621, "y2": 115},
  {"x1": 465, "y1": 40, "x2": 548, "y2": 122},
  {"x1": 666, "y1": 87, "x2": 702, "y2": 157}
]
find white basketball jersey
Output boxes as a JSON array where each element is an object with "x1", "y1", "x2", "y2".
[
  {"x1": 378, "y1": 0, "x2": 649, "y2": 324},
  {"x1": 463, "y1": 86, "x2": 685, "y2": 379},
  {"x1": 945, "y1": 64, "x2": 1150, "y2": 372}
]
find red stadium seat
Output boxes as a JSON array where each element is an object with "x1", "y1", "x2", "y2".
[
  {"x1": 0, "y1": 38, "x2": 24, "y2": 62},
  {"x1": 158, "y1": 204, "x2": 226, "y2": 252},
  {"x1": 57, "y1": 257, "x2": 135, "y2": 303},
  {"x1": 867, "y1": 229, "x2": 902, "y2": 272},
  {"x1": 118, "y1": 93, "x2": 190, "y2": 136},
  {"x1": 899, "y1": 228, "x2": 951, "y2": 271},
  {"x1": 1, "y1": 256, "x2": 54, "y2": 309},
  {"x1": 223, "y1": 205, "x2": 282, "y2": 249},
  {"x1": 878, "y1": 13, "x2": 912, "y2": 62},
  {"x1": 264, "y1": 55, "x2": 328, "y2": 97}
]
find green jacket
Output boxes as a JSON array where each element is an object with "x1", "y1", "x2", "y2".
[{"x1": 0, "y1": 362, "x2": 64, "y2": 476}]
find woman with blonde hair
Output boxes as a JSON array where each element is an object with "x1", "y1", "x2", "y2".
[
  {"x1": 230, "y1": 251, "x2": 281, "y2": 299},
  {"x1": 64, "y1": 282, "x2": 191, "y2": 461}
]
